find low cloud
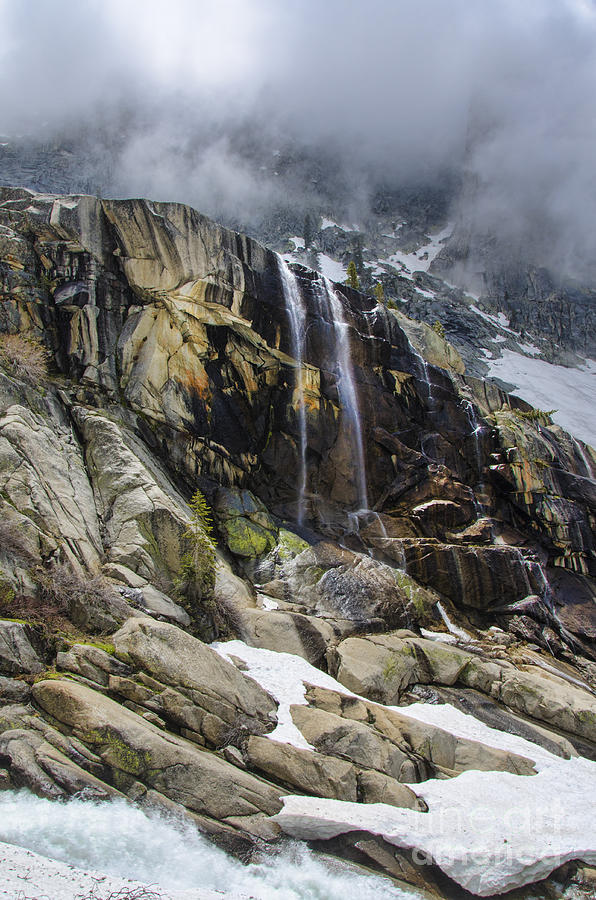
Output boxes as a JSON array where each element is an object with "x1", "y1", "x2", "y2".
[{"x1": 1, "y1": 0, "x2": 595, "y2": 275}]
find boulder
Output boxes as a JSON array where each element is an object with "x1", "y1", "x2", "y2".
[
  {"x1": 32, "y1": 678, "x2": 283, "y2": 822},
  {"x1": 240, "y1": 608, "x2": 336, "y2": 666},
  {"x1": 0, "y1": 620, "x2": 44, "y2": 675},
  {"x1": 56, "y1": 642, "x2": 132, "y2": 687},
  {"x1": 0, "y1": 675, "x2": 31, "y2": 703},
  {"x1": 246, "y1": 736, "x2": 357, "y2": 801},
  {"x1": 213, "y1": 488, "x2": 277, "y2": 559},
  {"x1": 0, "y1": 727, "x2": 119, "y2": 800},
  {"x1": 356, "y1": 770, "x2": 425, "y2": 810},
  {"x1": 290, "y1": 704, "x2": 418, "y2": 783},
  {"x1": 255, "y1": 541, "x2": 416, "y2": 626},
  {"x1": 111, "y1": 617, "x2": 277, "y2": 737},
  {"x1": 330, "y1": 633, "x2": 420, "y2": 703}
]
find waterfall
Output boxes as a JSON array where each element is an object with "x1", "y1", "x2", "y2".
[
  {"x1": 524, "y1": 555, "x2": 555, "y2": 610},
  {"x1": 278, "y1": 257, "x2": 308, "y2": 524},
  {"x1": 436, "y1": 601, "x2": 474, "y2": 642},
  {"x1": 461, "y1": 397, "x2": 490, "y2": 517},
  {"x1": 401, "y1": 336, "x2": 443, "y2": 462},
  {"x1": 571, "y1": 436, "x2": 595, "y2": 480},
  {"x1": 404, "y1": 336, "x2": 435, "y2": 407},
  {"x1": 316, "y1": 276, "x2": 369, "y2": 513}
]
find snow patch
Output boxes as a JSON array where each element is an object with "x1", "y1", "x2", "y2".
[
  {"x1": 488, "y1": 351, "x2": 596, "y2": 447},
  {"x1": 277, "y1": 756, "x2": 596, "y2": 896},
  {"x1": 213, "y1": 641, "x2": 348, "y2": 750},
  {"x1": 470, "y1": 304, "x2": 517, "y2": 335},
  {"x1": 317, "y1": 253, "x2": 347, "y2": 283},
  {"x1": 260, "y1": 595, "x2": 279, "y2": 611},
  {"x1": 395, "y1": 701, "x2": 556, "y2": 769},
  {"x1": 517, "y1": 341, "x2": 541, "y2": 356}
]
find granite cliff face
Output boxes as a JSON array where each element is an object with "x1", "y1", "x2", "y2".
[{"x1": 1, "y1": 188, "x2": 595, "y2": 898}]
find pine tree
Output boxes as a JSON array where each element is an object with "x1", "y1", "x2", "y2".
[
  {"x1": 346, "y1": 260, "x2": 360, "y2": 290},
  {"x1": 178, "y1": 489, "x2": 216, "y2": 600},
  {"x1": 374, "y1": 282, "x2": 384, "y2": 303},
  {"x1": 353, "y1": 236, "x2": 364, "y2": 274},
  {"x1": 303, "y1": 214, "x2": 313, "y2": 250}
]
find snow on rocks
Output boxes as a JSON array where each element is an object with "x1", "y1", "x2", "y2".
[
  {"x1": 214, "y1": 641, "x2": 596, "y2": 896},
  {"x1": 393, "y1": 701, "x2": 559, "y2": 769},
  {"x1": 213, "y1": 640, "x2": 354, "y2": 750},
  {"x1": 378, "y1": 224, "x2": 453, "y2": 276},
  {"x1": 317, "y1": 253, "x2": 347, "y2": 283},
  {"x1": 275, "y1": 756, "x2": 596, "y2": 896}
]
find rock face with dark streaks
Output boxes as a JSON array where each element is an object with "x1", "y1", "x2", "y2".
[{"x1": 1, "y1": 188, "x2": 596, "y2": 899}]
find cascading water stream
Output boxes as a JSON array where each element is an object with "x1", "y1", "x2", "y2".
[
  {"x1": 571, "y1": 436, "x2": 595, "y2": 480},
  {"x1": 512, "y1": 550, "x2": 581, "y2": 653},
  {"x1": 436, "y1": 601, "x2": 474, "y2": 642},
  {"x1": 401, "y1": 335, "x2": 442, "y2": 462},
  {"x1": 278, "y1": 257, "x2": 308, "y2": 525},
  {"x1": 316, "y1": 276, "x2": 369, "y2": 513},
  {"x1": 404, "y1": 336, "x2": 436, "y2": 408},
  {"x1": 461, "y1": 397, "x2": 491, "y2": 518},
  {"x1": 0, "y1": 790, "x2": 415, "y2": 899}
]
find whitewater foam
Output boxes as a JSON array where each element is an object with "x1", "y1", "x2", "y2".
[{"x1": 0, "y1": 790, "x2": 416, "y2": 899}]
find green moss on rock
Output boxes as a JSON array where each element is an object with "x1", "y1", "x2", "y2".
[
  {"x1": 221, "y1": 517, "x2": 276, "y2": 558},
  {"x1": 84, "y1": 726, "x2": 152, "y2": 776},
  {"x1": 275, "y1": 529, "x2": 310, "y2": 563}
]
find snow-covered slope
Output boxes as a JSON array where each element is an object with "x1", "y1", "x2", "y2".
[{"x1": 487, "y1": 352, "x2": 596, "y2": 448}]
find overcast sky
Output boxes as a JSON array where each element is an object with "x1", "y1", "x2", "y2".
[{"x1": 1, "y1": 0, "x2": 595, "y2": 272}]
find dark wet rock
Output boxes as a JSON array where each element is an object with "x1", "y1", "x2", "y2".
[{"x1": 398, "y1": 540, "x2": 533, "y2": 610}]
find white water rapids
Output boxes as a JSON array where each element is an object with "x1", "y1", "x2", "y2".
[{"x1": 0, "y1": 790, "x2": 417, "y2": 899}]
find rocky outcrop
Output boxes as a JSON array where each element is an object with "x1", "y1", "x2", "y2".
[
  {"x1": 73, "y1": 407, "x2": 191, "y2": 584},
  {"x1": 0, "y1": 621, "x2": 44, "y2": 675},
  {"x1": 300, "y1": 684, "x2": 536, "y2": 777},
  {"x1": 32, "y1": 678, "x2": 283, "y2": 827},
  {"x1": 110, "y1": 618, "x2": 277, "y2": 744},
  {"x1": 1, "y1": 187, "x2": 595, "y2": 898},
  {"x1": 330, "y1": 632, "x2": 596, "y2": 747},
  {"x1": 0, "y1": 397, "x2": 102, "y2": 572}
]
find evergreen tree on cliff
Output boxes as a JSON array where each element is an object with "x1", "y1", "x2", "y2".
[
  {"x1": 303, "y1": 213, "x2": 313, "y2": 250},
  {"x1": 346, "y1": 260, "x2": 360, "y2": 290}
]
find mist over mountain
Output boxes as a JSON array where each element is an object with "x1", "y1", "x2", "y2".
[{"x1": 1, "y1": 0, "x2": 595, "y2": 278}]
